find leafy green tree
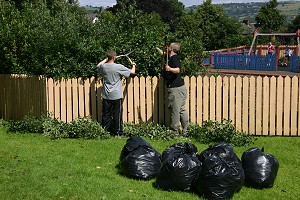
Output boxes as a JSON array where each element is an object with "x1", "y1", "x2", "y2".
[
  {"x1": 255, "y1": 0, "x2": 285, "y2": 33},
  {"x1": 187, "y1": 0, "x2": 244, "y2": 50},
  {"x1": 107, "y1": 0, "x2": 184, "y2": 31},
  {"x1": 0, "y1": 2, "x2": 169, "y2": 77},
  {"x1": 0, "y1": 1, "x2": 94, "y2": 78},
  {"x1": 289, "y1": 14, "x2": 300, "y2": 33},
  {"x1": 108, "y1": 6, "x2": 168, "y2": 76}
]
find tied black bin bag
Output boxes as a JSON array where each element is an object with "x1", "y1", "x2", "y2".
[
  {"x1": 156, "y1": 143, "x2": 201, "y2": 191},
  {"x1": 119, "y1": 136, "x2": 162, "y2": 180},
  {"x1": 194, "y1": 143, "x2": 245, "y2": 200},
  {"x1": 242, "y1": 147, "x2": 279, "y2": 189}
]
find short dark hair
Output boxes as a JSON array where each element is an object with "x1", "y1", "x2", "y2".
[{"x1": 106, "y1": 50, "x2": 117, "y2": 61}]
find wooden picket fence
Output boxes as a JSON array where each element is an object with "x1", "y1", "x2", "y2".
[{"x1": 1, "y1": 74, "x2": 300, "y2": 136}]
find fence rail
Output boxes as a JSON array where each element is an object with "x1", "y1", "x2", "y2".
[{"x1": 1, "y1": 74, "x2": 300, "y2": 136}]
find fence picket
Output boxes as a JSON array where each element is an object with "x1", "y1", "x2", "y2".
[
  {"x1": 276, "y1": 77, "x2": 284, "y2": 135},
  {"x1": 256, "y1": 77, "x2": 262, "y2": 135},
  {"x1": 291, "y1": 77, "x2": 298, "y2": 136},
  {"x1": 236, "y1": 77, "x2": 242, "y2": 131},
  {"x1": 196, "y1": 76, "x2": 203, "y2": 125},
  {"x1": 216, "y1": 76, "x2": 222, "y2": 122},
  {"x1": 229, "y1": 77, "x2": 235, "y2": 124},
  {"x1": 262, "y1": 77, "x2": 270, "y2": 135},
  {"x1": 249, "y1": 76, "x2": 256, "y2": 135},
  {"x1": 84, "y1": 79, "x2": 90, "y2": 117},
  {"x1": 140, "y1": 77, "x2": 146, "y2": 122},
  {"x1": 269, "y1": 77, "x2": 276, "y2": 135},
  {"x1": 190, "y1": 76, "x2": 196, "y2": 123},
  {"x1": 209, "y1": 76, "x2": 216, "y2": 121},
  {"x1": 127, "y1": 78, "x2": 134, "y2": 123},
  {"x1": 72, "y1": 78, "x2": 79, "y2": 119},
  {"x1": 222, "y1": 76, "x2": 229, "y2": 120},
  {"x1": 54, "y1": 80, "x2": 60, "y2": 119},
  {"x1": 203, "y1": 76, "x2": 209, "y2": 121},
  {"x1": 284, "y1": 77, "x2": 291, "y2": 135},
  {"x1": 61, "y1": 79, "x2": 67, "y2": 122},
  {"x1": 146, "y1": 77, "x2": 152, "y2": 122},
  {"x1": 66, "y1": 79, "x2": 73, "y2": 122},
  {"x1": 97, "y1": 79, "x2": 103, "y2": 122},
  {"x1": 152, "y1": 77, "x2": 158, "y2": 124},
  {"x1": 242, "y1": 77, "x2": 249, "y2": 133},
  {"x1": 90, "y1": 77, "x2": 97, "y2": 121}
]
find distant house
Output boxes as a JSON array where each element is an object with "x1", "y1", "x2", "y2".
[
  {"x1": 241, "y1": 19, "x2": 255, "y2": 35},
  {"x1": 87, "y1": 13, "x2": 99, "y2": 23}
]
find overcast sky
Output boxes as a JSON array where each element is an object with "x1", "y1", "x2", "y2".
[{"x1": 78, "y1": 0, "x2": 274, "y2": 8}]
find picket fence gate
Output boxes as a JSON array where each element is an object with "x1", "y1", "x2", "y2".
[{"x1": 1, "y1": 74, "x2": 300, "y2": 136}]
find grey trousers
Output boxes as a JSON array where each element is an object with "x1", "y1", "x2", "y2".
[{"x1": 167, "y1": 85, "x2": 189, "y2": 134}]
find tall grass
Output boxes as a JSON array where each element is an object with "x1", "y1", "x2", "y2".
[{"x1": 1, "y1": 130, "x2": 299, "y2": 199}]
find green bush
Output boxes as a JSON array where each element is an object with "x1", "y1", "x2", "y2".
[
  {"x1": 43, "y1": 117, "x2": 110, "y2": 140},
  {"x1": 124, "y1": 122, "x2": 176, "y2": 140},
  {"x1": 8, "y1": 115, "x2": 49, "y2": 134},
  {"x1": 42, "y1": 117, "x2": 69, "y2": 139},
  {"x1": 188, "y1": 119, "x2": 256, "y2": 147},
  {"x1": 0, "y1": 119, "x2": 9, "y2": 129}
]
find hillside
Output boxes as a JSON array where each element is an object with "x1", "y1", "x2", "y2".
[
  {"x1": 221, "y1": 1, "x2": 300, "y2": 23},
  {"x1": 83, "y1": 1, "x2": 300, "y2": 24}
]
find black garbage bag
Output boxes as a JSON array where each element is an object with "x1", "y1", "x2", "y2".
[
  {"x1": 119, "y1": 136, "x2": 150, "y2": 161},
  {"x1": 241, "y1": 147, "x2": 279, "y2": 188},
  {"x1": 194, "y1": 142, "x2": 245, "y2": 200},
  {"x1": 119, "y1": 136, "x2": 162, "y2": 180},
  {"x1": 156, "y1": 143, "x2": 201, "y2": 191},
  {"x1": 161, "y1": 142, "x2": 198, "y2": 162}
]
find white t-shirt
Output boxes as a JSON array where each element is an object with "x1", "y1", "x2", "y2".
[{"x1": 97, "y1": 63, "x2": 131, "y2": 100}]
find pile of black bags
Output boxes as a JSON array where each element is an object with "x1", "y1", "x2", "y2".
[{"x1": 119, "y1": 136, "x2": 279, "y2": 199}]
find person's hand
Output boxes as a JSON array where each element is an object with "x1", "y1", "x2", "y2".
[
  {"x1": 156, "y1": 47, "x2": 163, "y2": 55},
  {"x1": 97, "y1": 57, "x2": 108, "y2": 66},
  {"x1": 165, "y1": 64, "x2": 171, "y2": 71}
]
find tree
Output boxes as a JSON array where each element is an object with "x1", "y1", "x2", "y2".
[
  {"x1": 107, "y1": 0, "x2": 184, "y2": 31},
  {"x1": 188, "y1": 0, "x2": 244, "y2": 50},
  {"x1": 255, "y1": 0, "x2": 285, "y2": 33},
  {"x1": 289, "y1": 14, "x2": 300, "y2": 33}
]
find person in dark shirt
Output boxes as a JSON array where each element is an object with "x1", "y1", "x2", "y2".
[{"x1": 157, "y1": 42, "x2": 189, "y2": 135}]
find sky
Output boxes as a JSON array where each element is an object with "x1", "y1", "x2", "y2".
[{"x1": 78, "y1": 0, "x2": 274, "y2": 8}]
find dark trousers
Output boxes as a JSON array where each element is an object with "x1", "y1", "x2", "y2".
[{"x1": 102, "y1": 98, "x2": 123, "y2": 135}]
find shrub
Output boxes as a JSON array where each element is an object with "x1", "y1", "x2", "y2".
[
  {"x1": 188, "y1": 119, "x2": 255, "y2": 147},
  {"x1": 8, "y1": 115, "x2": 49, "y2": 133},
  {"x1": 124, "y1": 122, "x2": 176, "y2": 140},
  {"x1": 42, "y1": 117, "x2": 69, "y2": 139},
  {"x1": 43, "y1": 117, "x2": 110, "y2": 140},
  {"x1": 0, "y1": 119, "x2": 9, "y2": 130}
]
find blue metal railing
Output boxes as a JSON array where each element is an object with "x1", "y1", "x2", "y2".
[
  {"x1": 214, "y1": 54, "x2": 277, "y2": 71},
  {"x1": 290, "y1": 56, "x2": 300, "y2": 72}
]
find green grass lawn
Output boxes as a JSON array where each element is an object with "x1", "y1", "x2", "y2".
[{"x1": 1, "y1": 130, "x2": 299, "y2": 200}]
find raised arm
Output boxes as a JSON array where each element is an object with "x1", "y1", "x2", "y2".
[
  {"x1": 126, "y1": 55, "x2": 136, "y2": 74},
  {"x1": 96, "y1": 57, "x2": 108, "y2": 67}
]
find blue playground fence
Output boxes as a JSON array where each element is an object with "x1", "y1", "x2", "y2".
[
  {"x1": 290, "y1": 56, "x2": 300, "y2": 72},
  {"x1": 213, "y1": 54, "x2": 277, "y2": 71}
]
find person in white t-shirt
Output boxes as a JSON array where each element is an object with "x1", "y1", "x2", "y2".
[{"x1": 96, "y1": 50, "x2": 136, "y2": 137}]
